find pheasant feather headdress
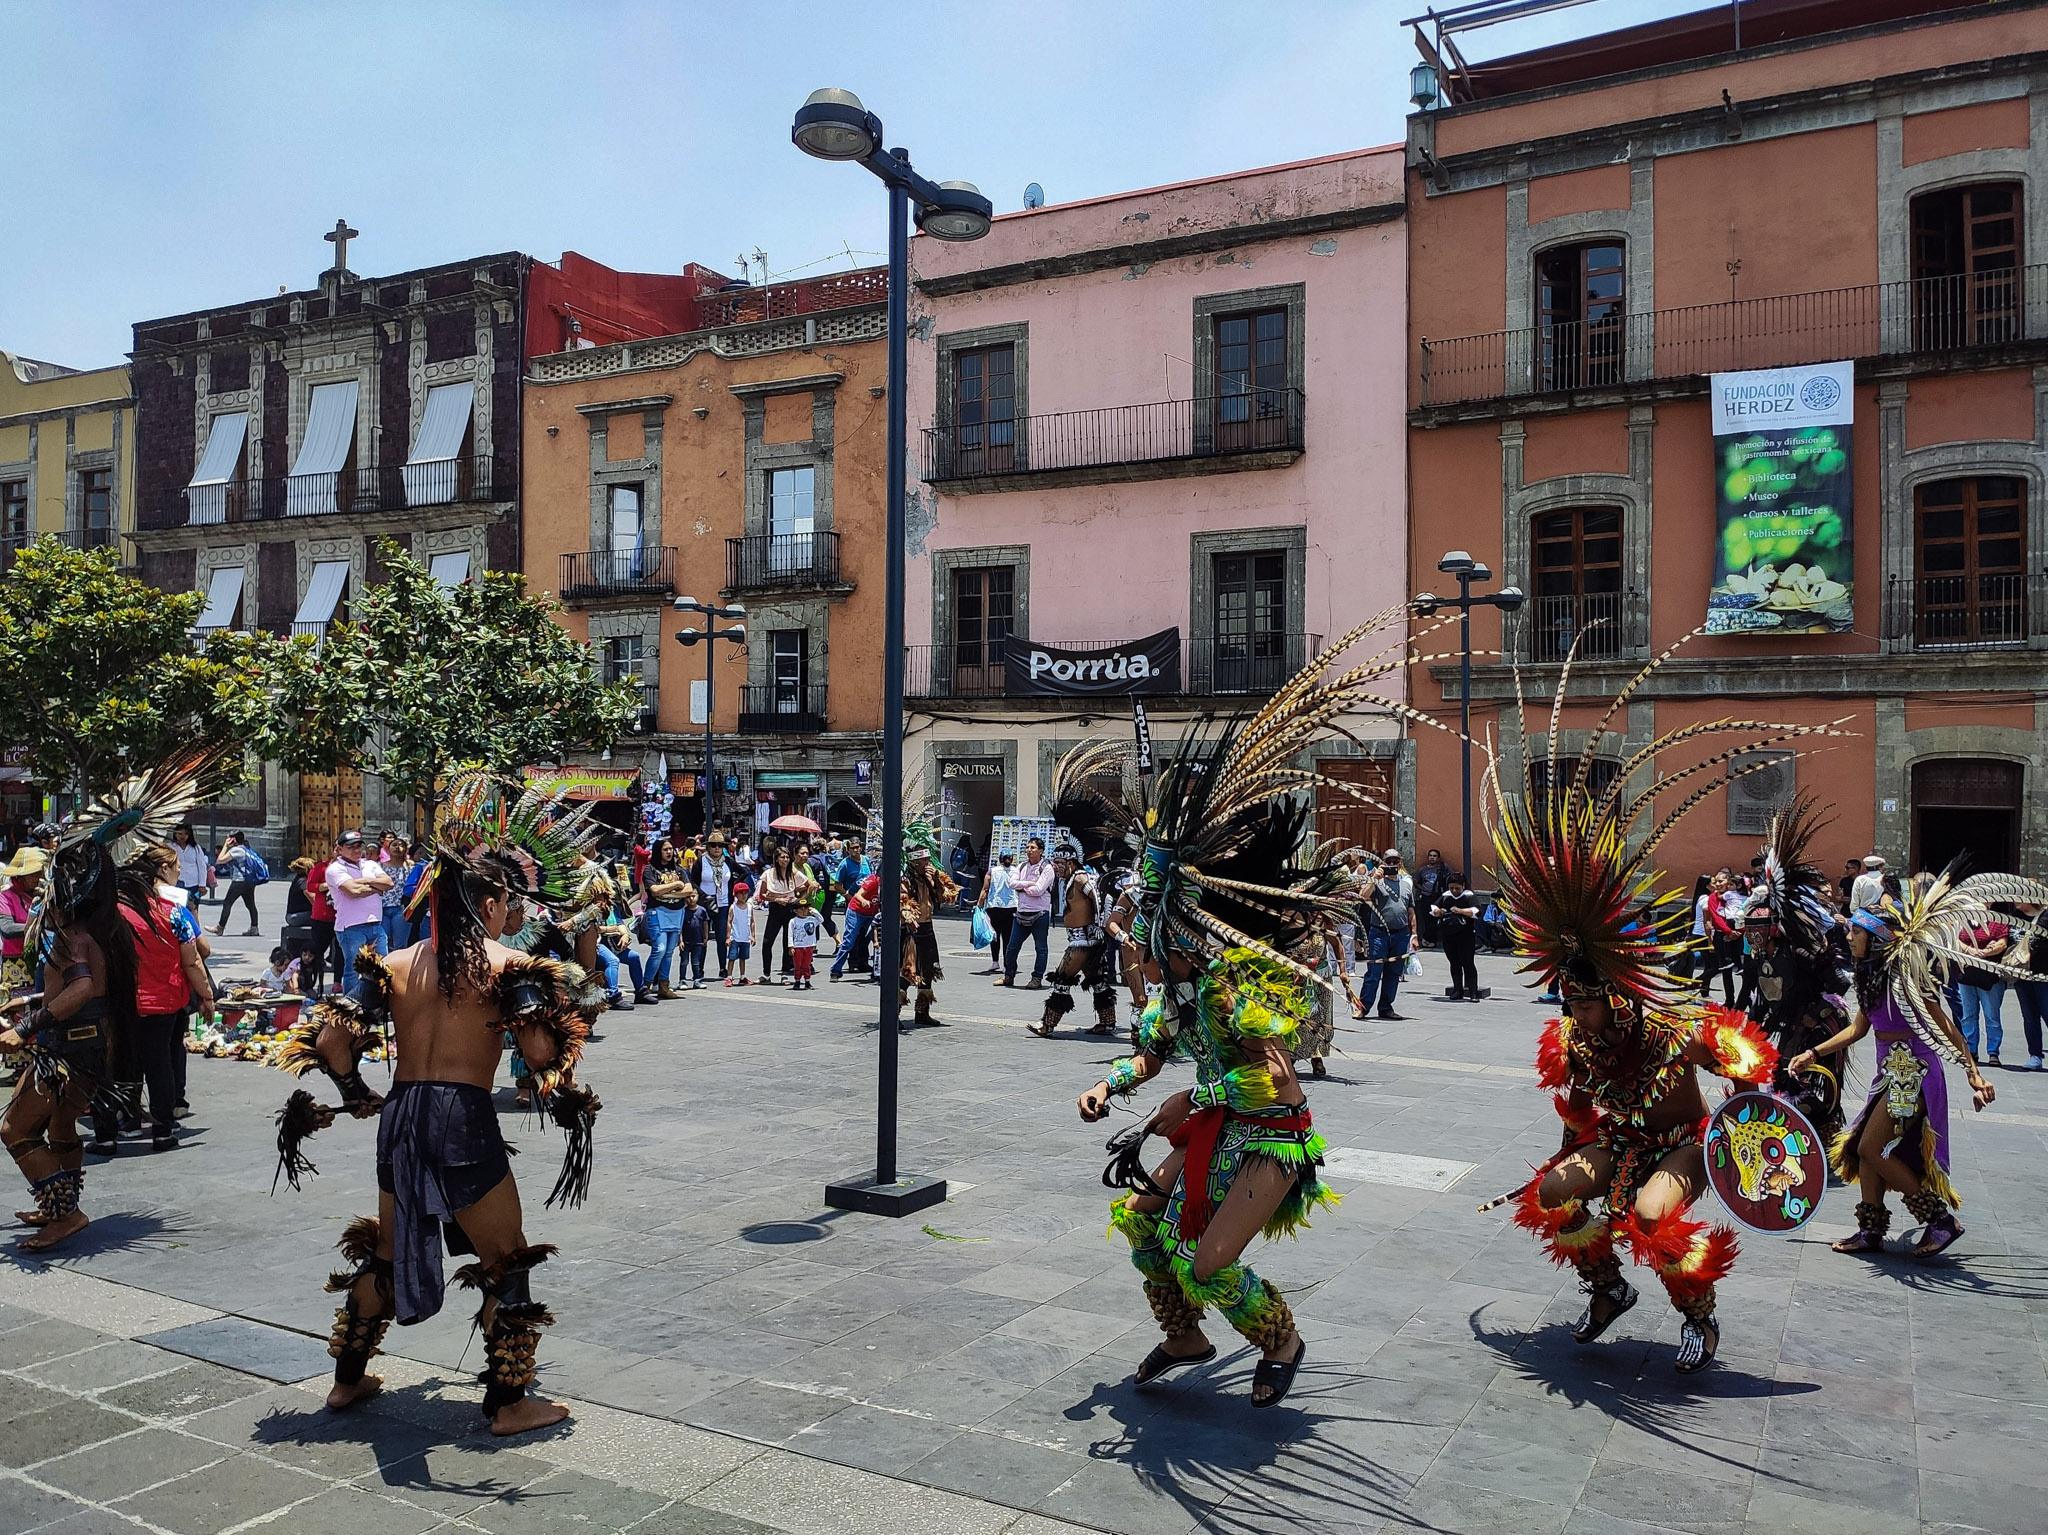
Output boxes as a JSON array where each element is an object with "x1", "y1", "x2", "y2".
[
  {"x1": 1105, "y1": 602, "x2": 1465, "y2": 989},
  {"x1": 1859, "y1": 864, "x2": 2048, "y2": 1065},
  {"x1": 1482, "y1": 629, "x2": 1853, "y2": 1014},
  {"x1": 51, "y1": 744, "x2": 236, "y2": 925},
  {"x1": 426, "y1": 767, "x2": 602, "y2": 909}
]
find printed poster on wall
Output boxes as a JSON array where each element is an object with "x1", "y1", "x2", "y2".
[{"x1": 1705, "y1": 361, "x2": 1854, "y2": 635}]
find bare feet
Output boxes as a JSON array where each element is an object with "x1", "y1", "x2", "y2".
[
  {"x1": 15, "y1": 1208, "x2": 49, "y2": 1227},
  {"x1": 21, "y1": 1210, "x2": 87, "y2": 1251},
  {"x1": 491, "y1": 1394, "x2": 570, "y2": 1436},
  {"x1": 326, "y1": 1374, "x2": 383, "y2": 1411}
]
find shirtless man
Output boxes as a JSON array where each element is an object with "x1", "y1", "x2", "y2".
[
  {"x1": 1030, "y1": 843, "x2": 1118, "y2": 1038},
  {"x1": 323, "y1": 849, "x2": 576, "y2": 1436}
]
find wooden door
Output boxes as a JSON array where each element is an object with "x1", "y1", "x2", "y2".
[
  {"x1": 1315, "y1": 759, "x2": 1393, "y2": 859},
  {"x1": 299, "y1": 768, "x2": 365, "y2": 856}
]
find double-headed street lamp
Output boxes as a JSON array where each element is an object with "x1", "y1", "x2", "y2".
[
  {"x1": 1414, "y1": 551, "x2": 1524, "y2": 891},
  {"x1": 673, "y1": 598, "x2": 746, "y2": 839},
  {"x1": 793, "y1": 89, "x2": 992, "y2": 1219}
]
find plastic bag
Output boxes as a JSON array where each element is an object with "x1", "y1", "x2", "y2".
[
  {"x1": 970, "y1": 907, "x2": 993, "y2": 949},
  {"x1": 1403, "y1": 951, "x2": 1423, "y2": 981}
]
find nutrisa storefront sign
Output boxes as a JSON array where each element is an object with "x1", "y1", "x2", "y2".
[{"x1": 1004, "y1": 629, "x2": 1182, "y2": 696}]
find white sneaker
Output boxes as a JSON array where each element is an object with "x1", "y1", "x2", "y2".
[{"x1": 2028, "y1": 1055, "x2": 2044, "y2": 1071}]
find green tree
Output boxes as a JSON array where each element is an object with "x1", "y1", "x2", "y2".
[
  {"x1": 252, "y1": 542, "x2": 640, "y2": 818},
  {"x1": 0, "y1": 540, "x2": 271, "y2": 799}
]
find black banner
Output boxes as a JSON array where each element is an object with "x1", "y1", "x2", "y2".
[{"x1": 1004, "y1": 630, "x2": 1181, "y2": 696}]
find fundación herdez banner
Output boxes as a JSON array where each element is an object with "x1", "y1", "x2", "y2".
[
  {"x1": 1705, "y1": 360, "x2": 1854, "y2": 636},
  {"x1": 1004, "y1": 629, "x2": 1182, "y2": 696}
]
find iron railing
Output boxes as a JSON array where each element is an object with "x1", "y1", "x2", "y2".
[
  {"x1": 1419, "y1": 266, "x2": 2048, "y2": 406},
  {"x1": 166, "y1": 454, "x2": 512, "y2": 527},
  {"x1": 55, "y1": 522, "x2": 118, "y2": 553},
  {"x1": 738, "y1": 683, "x2": 828, "y2": 733},
  {"x1": 921, "y1": 389, "x2": 1306, "y2": 482},
  {"x1": 725, "y1": 531, "x2": 842, "y2": 591},
  {"x1": 560, "y1": 546, "x2": 679, "y2": 601},
  {"x1": 905, "y1": 632, "x2": 1322, "y2": 699},
  {"x1": 1524, "y1": 590, "x2": 1639, "y2": 662},
  {"x1": 1883, "y1": 572, "x2": 2047, "y2": 650},
  {"x1": 696, "y1": 271, "x2": 888, "y2": 328}
]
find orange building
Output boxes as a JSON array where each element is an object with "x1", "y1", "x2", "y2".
[
  {"x1": 1404, "y1": 0, "x2": 2048, "y2": 880},
  {"x1": 522, "y1": 272, "x2": 888, "y2": 839}
]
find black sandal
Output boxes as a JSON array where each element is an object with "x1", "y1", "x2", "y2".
[
  {"x1": 1251, "y1": 1337, "x2": 1305, "y2": 1407},
  {"x1": 1134, "y1": 1341, "x2": 1215, "y2": 1386}
]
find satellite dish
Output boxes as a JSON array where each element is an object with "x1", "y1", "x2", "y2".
[{"x1": 1023, "y1": 182, "x2": 1045, "y2": 210}]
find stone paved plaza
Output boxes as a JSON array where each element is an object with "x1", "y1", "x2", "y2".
[{"x1": 2, "y1": 903, "x2": 2045, "y2": 1534}]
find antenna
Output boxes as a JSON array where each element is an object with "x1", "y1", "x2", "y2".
[{"x1": 1023, "y1": 182, "x2": 1045, "y2": 210}]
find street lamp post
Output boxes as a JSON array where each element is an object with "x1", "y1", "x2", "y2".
[
  {"x1": 673, "y1": 598, "x2": 746, "y2": 839},
  {"x1": 792, "y1": 88, "x2": 991, "y2": 1218},
  {"x1": 1414, "y1": 551, "x2": 1525, "y2": 890}
]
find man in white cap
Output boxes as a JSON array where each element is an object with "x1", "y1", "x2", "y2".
[{"x1": 1849, "y1": 854, "x2": 1887, "y2": 916}]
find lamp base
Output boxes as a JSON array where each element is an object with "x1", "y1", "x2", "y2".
[{"x1": 824, "y1": 1173, "x2": 948, "y2": 1218}]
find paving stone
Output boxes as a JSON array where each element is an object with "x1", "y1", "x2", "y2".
[
  {"x1": 357, "y1": 1438, "x2": 554, "y2": 1515},
  {"x1": 2, "y1": 1398, "x2": 142, "y2": 1469},
  {"x1": 112, "y1": 1450, "x2": 330, "y2": 1533},
  {"x1": 20, "y1": 1340, "x2": 183, "y2": 1394},
  {"x1": 689, "y1": 1449, "x2": 1022, "y2": 1535},
  {"x1": 242, "y1": 1482, "x2": 449, "y2": 1535},
  {"x1": 909, "y1": 1428, "x2": 1092, "y2": 1511},
  {"x1": 0, "y1": 1317, "x2": 109, "y2": 1369},
  {"x1": 463, "y1": 1466, "x2": 670, "y2": 1533},
  {"x1": 0, "y1": 1475, "x2": 99, "y2": 1535},
  {"x1": 96, "y1": 1359, "x2": 272, "y2": 1419},
  {"x1": 137, "y1": 1315, "x2": 333, "y2": 1382},
  {"x1": 683, "y1": 1381, "x2": 851, "y2": 1446},
  {"x1": 33, "y1": 1426, "x2": 232, "y2": 1503}
]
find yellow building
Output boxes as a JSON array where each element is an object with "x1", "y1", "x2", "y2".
[{"x1": 0, "y1": 348, "x2": 135, "y2": 568}]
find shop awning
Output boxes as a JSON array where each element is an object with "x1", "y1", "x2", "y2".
[
  {"x1": 186, "y1": 411, "x2": 248, "y2": 525},
  {"x1": 521, "y1": 765, "x2": 640, "y2": 801},
  {"x1": 404, "y1": 381, "x2": 475, "y2": 507},
  {"x1": 294, "y1": 560, "x2": 350, "y2": 631},
  {"x1": 287, "y1": 380, "x2": 359, "y2": 517},
  {"x1": 429, "y1": 550, "x2": 471, "y2": 588},
  {"x1": 195, "y1": 566, "x2": 244, "y2": 631},
  {"x1": 755, "y1": 771, "x2": 820, "y2": 788}
]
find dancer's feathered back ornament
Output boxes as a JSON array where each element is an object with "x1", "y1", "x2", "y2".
[
  {"x1": 1857, "y1": 863, "x2": 2048, "y2": 1065},
  {"x1": 1046, "y1": 741, "x2": 1133, "y2": 866},
  {"x1": 50, "y1": 744, "x2": 235, "y2": 926},
  {"x1": 1756, "y1": 793, "x2": 1836, "y2": 960},
  {"x1": 1483, "y1": 629, "x2": 1854, "y2": 1013}
]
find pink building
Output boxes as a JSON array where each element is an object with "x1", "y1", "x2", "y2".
[{"x1": 905, "y1": 147, "x2": 1411, "y2": 856}]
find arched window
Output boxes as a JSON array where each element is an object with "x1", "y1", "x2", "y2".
[
  {"x1": 1524, "y1": 754, "x2": 1622, "y2": 821},
  {"x1": 1909, "y1": 182, "x2": 2022, "y2": 347},
  {"x1": 1911, "y1": 476, "x2": 2029, "y2": 648},
  {"x1": 1528, "y1": 506, "x2": 1625, "y2": 661},
  {"x1": 1536, "y1": 240, "x2": 1625, "y2": 390}
]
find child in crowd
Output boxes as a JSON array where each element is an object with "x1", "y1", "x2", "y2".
[
  {"x1": 725, "y1": 883, "x2": 754, "y2": 986},
  {"x1": 260, "y1": 947, "x2": 302, "y2": 994},
  {"x1": 789, "y1": 906, "x2": 820, "y2": 991},
  {"x1": 679, "y1": 886, "x2": 709, "y2": 991}
]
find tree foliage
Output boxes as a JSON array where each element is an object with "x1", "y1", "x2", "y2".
[
  {"x1": 250, "y1": 542, "x2": 640, "y2": 810},
  {"x1": 0, "y1": 540, "x2": 271, "y2": 798}
]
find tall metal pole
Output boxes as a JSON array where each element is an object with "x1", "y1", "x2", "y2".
[
  {"x1": 1459, "y1": 576, "x2": 1473, "y2": 884},
  {"x1": 874, "y1": 166, "x2": 910, "y2": 1187},
  {"x1": 703, "y1": 635, "x2": 716, "y2": 837}
]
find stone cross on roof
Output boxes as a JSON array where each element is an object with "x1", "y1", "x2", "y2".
[{"x1": 324, "y1": 218, "x2": 359, "y2": 277}]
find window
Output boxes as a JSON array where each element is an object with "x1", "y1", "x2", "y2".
[
  {"x1": 187, "y1": 411, "x2": 249, "y2": 525},
  {"x1": 767, "y1": 466, "x2": 816, "y2": 574},
  {"x1": 428, "y1": 551, "x2": 471, "y2": 588},
  {"x1": 1, "y1": 480, "x2": 26, "y2": 559},
  {"x1": 1526, "y1": 755, "x2": 1624, "y2": 824},
  {"x1": 1213, "y1": 307, "x2": 1291, "y2": 448},
  {"x1": 606, "y1": 483, "x2": 644, "y2": 583},
  {"x1": 195, "y1": 567, "x2": 245, "y2": 632},
  {"x1": 950, "y1": 344, "x2": 1017, "y2": 473},
  {"x1": 950, "y1": 565, "x2": 1014, "y2": 695},
  {"x1": 287, "y1": 379, "x2": 360, "y2": 517},
  {"x1": 1536, "y1": 240, "x2": 1626, "y2": 390},
  {"x1": 1913, "y1": 476, "x2": 2028, "y2": 646},
  {"x1": 604, "y1": 634, "x2": 647, "y2": 689},
  {"x1": 76, "y1": 468, "x2": 112, "y2": 546},
  {"x1": 1210, "y1": 550, "x2": 1288, "y2": 692},
  {"x1": 769, "y1": 629, "x2": 809, "y2": 712},
  {"x1": 403, "y1": 381, "x2": 475, "y2": 507},
  {"x1": 1911, "y1": 182, "x2": 2023, "y2": 347},
  {"x1": 1529, "y1": 506, "x2": 1625, "y2": 661},
  {"x1": 293, "y1": 560, "x2": 351, "y2": 638}
]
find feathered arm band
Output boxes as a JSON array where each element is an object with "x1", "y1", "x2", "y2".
[
  {"x1": 1696, "y1": 1006, "x2": 1779, "y2": 1086},
  {"x1": 1189, "y1": 1066, "x2": 1280, "y2": 1112},
  {"x1": 1553, "y1": 1092, "x2": 1598, "y2": 1136},
  {"x1": 269, "y1": 998, "x2": 385, "y2": 1117}
]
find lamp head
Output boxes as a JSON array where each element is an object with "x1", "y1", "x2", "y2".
[
  {"x1": 1412, "y1": 592, "x2": 1441, "y2": 617},
  {"x1": 1410, "y1": 61, "x2": 1441, "y2": 111},
  {"x1": 918, "y1": 181, "x2": 994, "y2": 242},
  {"x1": 1437, "y1": 550, "x2": 1476, "y2": 576},
  {"x1": 1469, "y1": 562, "x2": 1493, "y2": 584},
  {"x1": 792, "y1": 89, "x2": 880, "y2": 162},
  {"x1": 674, "y1": 630, "x2": 702, "y2": 646},
  {"x1": 716, "y1": 627, "x2": 748, "y2": 643},
  {"x1": 1495, "y1": 585, "x2": 1527, "y2": 614},
  {"x1": 673, "y1": 596, "x2": 706, "y2": 613},
  {"x1": 714, "y1": 602, "x2": 747, "y2": 621}
]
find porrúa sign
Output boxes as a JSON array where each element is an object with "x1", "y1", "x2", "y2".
[
  {"x1": 1004, "y1": 629, "x2": 1181, "y2": 696},
  {"x1": 1705, "y1": 361, "x2": 1854, "y2": 636}
]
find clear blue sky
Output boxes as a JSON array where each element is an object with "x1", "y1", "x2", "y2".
[{"x1": 2, "y1": 0, "x2": 1699, "y2": 368}]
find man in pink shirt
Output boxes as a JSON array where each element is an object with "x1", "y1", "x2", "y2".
[
  {"x1": 328, "y1": 830, "x2": 393, "y2": 993},
  {"x1": 1000, "y1": 836, "x2": 1054, "y2": 989}
]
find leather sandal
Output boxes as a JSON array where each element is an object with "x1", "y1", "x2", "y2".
[{"x1": 1251, "y1": 1337, "x2": 1306, "y2": 1407}]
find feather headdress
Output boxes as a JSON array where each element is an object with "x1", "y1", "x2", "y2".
[
  {"x1": 1859, "y1": 864, "x2": 2048, "y2": 1065},
  {"x1": 1756, "y1": 794, "x2": 1837, "y2": 956},
  {"x1": 1482, "y1": 629, "x2": 1854, "y2": 1014},
  {"x1": 423, "y1": 768, "x2": 602, "y2": 910},
  {"x1": 49, "y1": 744, "x2": 235, "y2": 927},
  {"x1": 1046, "y1": 740, "x2": 1133, "y2": 865},
  {"x1": 1116, "y1": 602, "x2": 1462, "y2": 988}
]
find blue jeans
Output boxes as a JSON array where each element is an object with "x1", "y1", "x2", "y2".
[
  {"x1": 683, "y1": 939, "x2": 707, "y2": 984},
  {"x1": 706, "y1": 904, "x2": 729, "y2": 975},
  {"x1": 1956, "y1": 981, "x2": 2007, "y2": 1058},
  {"x1": 645, "y1": 906, "x2": 683, "y2": 989},
  {"x1": 1356, "y1": 926, "x2": 1411, "y2": 1015},
  {"x1": 1006, "y1": 910, "x2": 1050, "y2": 982},
  {"x1": 381, "y1": 907, "x2": 413, "y2": 953},
  {"x1": 596, "y1": 944, "x2": 643, "y2": 999},
  {"x1": 339, "y1": 921, "x2": 386, "y2": 994},
  {"x1": 2014, "y1": 979, "x2": 2048, "y2": 1061},
  {"x1": 832, "y1": 909, "x2": 874, "y2": 977}
]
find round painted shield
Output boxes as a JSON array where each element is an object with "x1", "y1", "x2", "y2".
[{"x1": 1704, "y1": 1090, "x2": 1828, "y2": 1235}]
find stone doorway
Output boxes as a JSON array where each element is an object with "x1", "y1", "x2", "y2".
[{"x1": 1912, "y1": 758, "x2": 2021, "y2": 874}]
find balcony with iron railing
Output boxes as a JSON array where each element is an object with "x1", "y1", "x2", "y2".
[
  {"x1": 161, "y1": 454, "x2": 512, "y2": 528},
  {"x1": 695, "y1": 271, "x2": 888, "y2": 329},
  {"x1": 921, "y1": 389, "x2": 1306, "y2": 490},
  {"x1": 560, "y1": 546, "x2": 679, "y2": 603},
  {"x1": 1419, "y1": 267, "x2": 2048, "y2": 408},
  {"x1": 1523, "y1": 590, "x2": 1642, "y2": 663},
  {"x1": 905, "y1": 632, "x2": 1322, "y2": 700},
  {"x1": 738, "y1": 683, "x2": 828, "y2": 734},
  {"x1": 725, "y1": 531, "x2": 843, "y2": 593},
  {"x1": 1883, "y1": 572, "x2": 2048, "y2": 651}
]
